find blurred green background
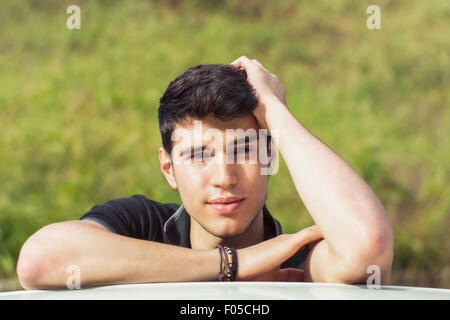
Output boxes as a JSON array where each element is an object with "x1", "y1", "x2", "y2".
[{"x1": 0, "y1": 0, "x2": 449, "y2": 291}]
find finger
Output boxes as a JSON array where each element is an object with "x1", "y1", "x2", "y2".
[
  {"x1": 296, "y1": 224, "x2": 322, "y2": 237},
  {"x1": 294, "y1": 225, "x2": 324, "y2": 246},
  {"x1": 230, "y1": 55, "x2": 252, "y2": 69},
  {"x1": 251, "y1": 59, "x2": 274, "y2": 75},
  {"x1": 230, "y1": 55, "x2": 250, "y2": 65},
  {"x1": 251, "y1": 59, "x2": 264, "y2": 68},
  {"x1": 252, "y1": 58, "x2": 278, "y2": 75},
  {"x1": 252, "y1": 59, "x2": 280, "y2": 82}
]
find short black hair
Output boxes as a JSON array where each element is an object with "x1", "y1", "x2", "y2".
[{"x1": 158, "y1": 64, "x2": 259, "y2": 157}]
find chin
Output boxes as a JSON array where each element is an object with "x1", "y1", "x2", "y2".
[{"x1": 210, "y1": 219, "x2": 249, "y2": 239}]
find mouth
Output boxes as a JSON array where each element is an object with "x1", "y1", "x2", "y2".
[{"x1": 206, "y1": 198, "x2": 245, "y2": 214}]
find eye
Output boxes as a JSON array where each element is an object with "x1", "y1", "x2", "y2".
[
  {"x1": 189, "y1": 152, "x2": 212, "y2": 164},
  {"x1": 190, "y1": 153, "x2": 212, "y2": 158},
  {"x1": 235, "y1": 146, "x2": 252, "y2": 153},
  {"x1": 233, "y1": 146, "x2": 254, "y2": 162}
]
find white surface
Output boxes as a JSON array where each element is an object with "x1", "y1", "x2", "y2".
[{"x1": 1, "y1": 282, "x2": 449, "y2": 300}]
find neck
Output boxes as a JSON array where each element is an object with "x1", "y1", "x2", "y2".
[{"x1": 190, "y1": 208, "x2": 265, "y2": 250}]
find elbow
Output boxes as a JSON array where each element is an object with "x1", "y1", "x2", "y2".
[
  {"x1": 336, "y1": 218, "x2": 394, "y2": 285},
  {"x1": 16, "y1": 238, "x2": 44, "y2": 290},
  {"x1": 364, "y1": 219, "x2": 394, "y2": 264},
  {"x1": 352, "y1": 220, "x2": 395, "y2": 284},
  {"x1": 16, "y1": 223, "x2": 66, "y2": 290}
]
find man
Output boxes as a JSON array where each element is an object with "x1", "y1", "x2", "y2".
[{"x1": 16, "y1": 56, "x2": 394, "y2": 289}]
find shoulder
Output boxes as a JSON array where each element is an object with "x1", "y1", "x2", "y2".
[
  {"x1": 128, "y1": 194, "x2": 180, "y2": 218},
  {"x1": 80, "y1": 194, "x2": 181, "y2": 239},
  {"x1": 83, "y1": 194, "x2": 179, "y2": 217}
]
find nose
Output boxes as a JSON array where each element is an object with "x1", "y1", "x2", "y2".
[{"x1": 208, "y1": 155, "x2": 238, "y2": 189}]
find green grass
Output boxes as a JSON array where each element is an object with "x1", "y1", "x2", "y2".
[{"x1": 0, "y1": 0, "x2": 449, "y2": 290}]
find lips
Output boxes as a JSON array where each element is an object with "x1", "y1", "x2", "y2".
[
  {"x1": 207, "y1": 197, "x2": 245, "y2": 214},
  {"x1": 208, "y1": 197, "x2": 244, "y2": 204}
]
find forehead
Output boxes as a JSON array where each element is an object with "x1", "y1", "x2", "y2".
[
  {"x1": 175, "y1": 113, "x2": 259, "y2": 138},
  {"x1": 174, "y1": 114, "x2": 259, "y2": 133},
  {"x1": 170, "y1": 114, "x2": 262, "y2": 158}
]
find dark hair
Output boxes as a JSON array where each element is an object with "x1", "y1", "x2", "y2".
[{"x1": 158, "y1": 64, "x2": 259, "y2": 157}]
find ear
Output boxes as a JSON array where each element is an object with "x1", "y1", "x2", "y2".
[{"x1": 159, "y1": 147, "x2": 178, "y2": 190}]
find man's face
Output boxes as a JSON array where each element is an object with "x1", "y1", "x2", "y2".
[{"x1": 160, "y1": 114, "x2": 272, "y2": 239}]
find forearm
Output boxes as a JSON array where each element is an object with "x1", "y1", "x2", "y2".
[
  {"x1": 229, "y1": 55, "x2": 393, "y2": 283},
  {"x1": 16, "y1": 221, "x2": 219, "y2": 289},
  {"x1": 266, "y1": 100, "x2": 393, "y2": 260}
]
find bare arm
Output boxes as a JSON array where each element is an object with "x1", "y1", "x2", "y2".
[
  {"x1": 267, "y1": 104, "x2": 394, "y2": 284},
  {"x1": 230, "y1": 56, "x2": 394, "y2": 284},
  {"x1": 16, "y1": 220, "x2": 219, "y2": 289},
  {"x1": 16, "y1": 220, "x2": 323, "y2": 289}
]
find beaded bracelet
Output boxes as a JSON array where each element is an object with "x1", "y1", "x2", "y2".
[{"x1": 215, "y1": 245, "x2": 238, "y2": 281}]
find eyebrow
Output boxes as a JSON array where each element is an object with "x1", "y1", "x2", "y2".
[
  {"x1": 178, "y1": 134, "x2": 258, "y2": 157},
  {"x1": 179, "y1": 145, "x2": 209, "y2": 158},
  {"x1": 232, "y1": 134, "x2": 258, "y2": 146}
]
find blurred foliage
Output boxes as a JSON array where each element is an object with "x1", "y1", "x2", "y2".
[{"x1": 0, "y1": 0, "x2": 449, "y2": 290}]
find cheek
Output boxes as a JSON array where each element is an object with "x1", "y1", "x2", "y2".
[
  {"x1": 246, "y1": 164, "x2": 269, "y2": 196},
  {"x1": 173, "y1": 165, "x2": 204, "y2": 196},
  {"x1": 244, "y1": 163, "x2": 267, "y2": 183}
]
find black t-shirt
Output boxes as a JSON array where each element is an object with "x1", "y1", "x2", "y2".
[{"x1": 80, "y1": 194, "x2": 311, "y2": 269}]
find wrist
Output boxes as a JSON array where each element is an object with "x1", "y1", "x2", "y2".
[
  {"x1": 235, "y1": 249, "x2": 245, "y2": 280},
  {"x1": 235, "y1": 248, "x2": 254, "y2": 281},
  {"x1": 216, "y1": 245, "x2": 238, "y2": 281},
  {"x1": 256, "y1": 98, "x2": 291, "y2": 136},
  {"x1": 188, "y1": 248, "x2": 223, "y2": 282}
]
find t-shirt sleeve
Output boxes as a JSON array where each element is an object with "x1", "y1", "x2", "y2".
[{"x1": 79, "y1": 195, "x2": 164, "y2": 240}]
